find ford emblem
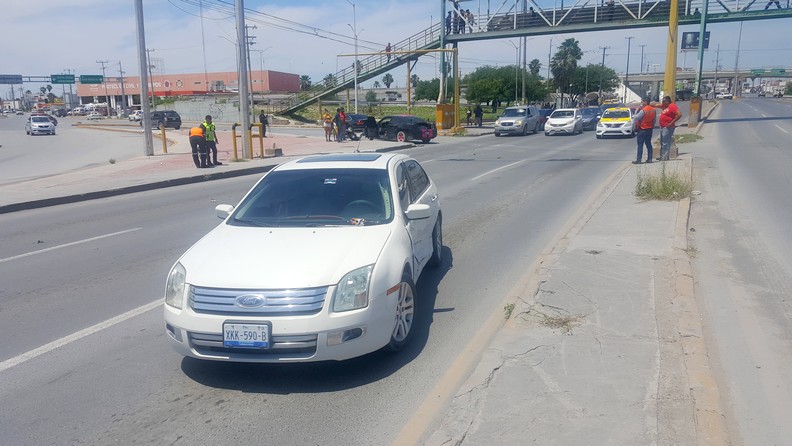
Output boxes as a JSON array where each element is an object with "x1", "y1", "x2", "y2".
[{"x1": 235, "y1": 294, "x2": 266, "y2": 308}]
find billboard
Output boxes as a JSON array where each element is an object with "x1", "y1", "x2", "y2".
[{"x1": 681, "y1": 32, "x2": 711, "y2": 50}]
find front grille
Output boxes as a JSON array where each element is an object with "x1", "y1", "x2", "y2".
[
  {"x1": 190, "y1": 286, "x2": 328, "y2": 316},
  {"x1": 188, "y1": 332, "x2": 318, "y2": 358},
  {"x1": 500, "y1": 122, "x2": 513, "y2": 127}
]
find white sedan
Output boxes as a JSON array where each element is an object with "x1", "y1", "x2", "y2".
[
  {"x1": 164, "y1": 153, "x2": 443, "y2": 363},
  {"x1": 544, "y1": 108, "x2": 583, "y2": 135},
  {"x1": 86, "y1": 112, "x2": 104, "y2": 120}
]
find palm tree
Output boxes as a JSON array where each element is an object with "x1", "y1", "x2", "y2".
[
  {"x1": 529, "y1": 59, "x2": 542, "y2": 77},
  {"x1": 550, "y1": 38, "x2": 582, "y2": 105},
  {"x1": 299, "y1": 75, "x2": 312, "y2": 91},
  {"x1": 40, "y1": 86, "x2": 47, "y2": 95},
  {"x1": 323, "y1": 73, "x2": 337, "y2": 88},
  {"x1": 382, "y1": 73, "x2": 394, "y2": 88},
  {"x1": 410, "y1": 74, "x2": 420, "y2": 88},
  {"x1": 373, "y1": 81, "x2": 381, "y2": 88}
]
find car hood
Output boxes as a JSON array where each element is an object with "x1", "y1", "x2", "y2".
[
  {"x1": 547, "y1": 117, "x2": 574, "y2": 124},
  {"x1": 599, "y1": 117, "x2": 630, "y2": 124},
  {"x1": 180, "y1": 223, "x2": 392, "y2": 289}
]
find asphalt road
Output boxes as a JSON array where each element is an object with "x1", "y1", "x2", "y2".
[
  {"x1": 0, "y1": 115, "x2": 145, "y2": 186},
  {"x1": 0, "y1": 124, "x2": 636, "y2": 444},
  {"x1": 689, "y1": 96, "x2": 792, "y2": 445}
]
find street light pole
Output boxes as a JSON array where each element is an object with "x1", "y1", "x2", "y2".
[
  {"x1": 624, "y1": 36, "x2": 634, "y2": 103},
  {"x1": 639, "y1": 44, "x2": 646, "y2": 74},
  {"x1": 97, "y1": 60, "x2": 110, "y2": 114},
  {"x1": 346, "y1": 0, "x2": 358, "y2": 113},
  {"x1": 598, "y1": 46, "x2": 609, "y2": 102},
  {"x1": 507, "y1": 40, "x2": 519, "y2": 102}
]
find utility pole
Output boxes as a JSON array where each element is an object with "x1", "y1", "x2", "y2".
[
  {"x1": 96, "y1": 60, "x2": 110, "y2": 114},
  {"x1": 146, "y1": 48, "x2": 156, "y2": 104},
  {"x1": 236, "y1": 0, "x2": 251, "y2": 159},
  {"x1": 733, "y1": 21, "x2": 743, "y2": 97},
  {"x1": 134, "y1": 0, "x2": 153, "y2": 156},
  {"x1": 63, "y1": 68, "x2": 75, "y2": 109},
  {"x1": 639, "y1": 44, "x2": 646, "y2": 74},
  {"x1": 547, "y1": 38, "x2": 553, "y2": 82},
  {"x1": 346, "y1": 0, "x2": 359, "y2": 113},
  {"x1": 714, "y1": 44, "x2": 721, "y2": 97},
  {"x1": 118, "y1": 61, "x2": 127, "y2": 112},
  {"x1": 598, "y1": 46, "x2": 610, "y2": 101},
  {"x1": 624, "y1": 36, "x2": 634, "y2": 103},
  {"x1": 245, "y1": 24, "x2": 257, "y2": 109}
]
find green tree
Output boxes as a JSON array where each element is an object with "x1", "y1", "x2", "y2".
[
  {"x1": 529, "y1": 59, "x2": 542, "y2": 77},
  {"x1": 365, "y1": 90, "x2": 378, "y2": 102},
  {"x1": 373, "y1": 81, "x2": 381, "y2": 88},
  {"x1": 323, "y1": 73, "x2": 337, "y2": 88},
  {"x1": 570, "y1": 64, "x2": 619, "y2": 100},
  {"x1": 550, "y1": 38, "x2": 583, "y2": 98},
  {"x1": 410, "y1": 74, "x2": 420, "y2": 88},
  {"x1": 40, "y1": 86, "x2": 47, "y2": 95},
  {"x1": 382, "y1": 73, "x2": 394, "y2": 88},
  {"x1": 300, "y1": 75, "x2": 312, "y2": 91},
  {"x1": 46, "y1": 84, "x2": 52, "y2": 93},
  {"x1": 414, "y1": 78, "x2": 440, "y2": 101}
]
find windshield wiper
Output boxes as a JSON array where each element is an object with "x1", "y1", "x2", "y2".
[{"x1": 232, "y1": 218, "x2": 275, "y2": 227}]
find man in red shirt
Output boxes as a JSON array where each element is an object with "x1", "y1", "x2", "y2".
[
  {"x1": 654, "y1": 95, "x2": 682, "y2": 161},
  {"x1": 632, "y1": 97, "x2": 657, "y2": 164}
]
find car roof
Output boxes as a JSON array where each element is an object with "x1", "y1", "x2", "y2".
[
  {"x1": 551, "y1": 108, "x2": 577, "y2": 112},
  {"x1": 276, "y1": 153, "x2": 408, "y2": 171},
  {"x1": 603, "y1": 107, "x2": 631, "y2": 112}
]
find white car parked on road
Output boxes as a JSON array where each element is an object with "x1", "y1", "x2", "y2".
[
  {"x1": 128, "y1": 110, "x2": 142, "y2": 121},
  {"x1": 164, "y1": 153, "x2": 443, "y2": 363},
  {"x1": 545, "y1": 108, "x2": 584, "y2": 135}
]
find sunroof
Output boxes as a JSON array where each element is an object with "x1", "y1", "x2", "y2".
[{"x1": 297, "y1": 154, "x2": 382, "y2": 163}]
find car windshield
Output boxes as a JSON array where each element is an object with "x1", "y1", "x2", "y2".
[
  {"x1": 230, "y1": 168, "x2": 394, "y2": 227},
  {"x1": 603, "y1": 110, "x2": 631, "y2": 119},
  {"x1": 31, "y1": 116, "x2": 50, "y2": 123},
  {"x1": 550, "y1": 110, "x2": 574, "y2": 118},
  {"x1": 501, "y1": 108, "x2": 527, "y2": 117}
]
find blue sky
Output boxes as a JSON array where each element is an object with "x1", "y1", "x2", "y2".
[{"x1": 2, "y1": 0, "x2": 790, "y2": 95}]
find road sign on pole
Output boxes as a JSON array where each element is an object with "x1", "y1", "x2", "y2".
[
  {"x1": 79, "y1": 75, "x2": 104, "y2": 84},
  {"x1": 751, "y1": 69, "x2": 764, "y2": 75},
  {"x1": 0, "y1": 74, "x2": 23, "y2": 84},
  {"x1": 51, "y1": 74, "x2": 76, "y2": 84}
]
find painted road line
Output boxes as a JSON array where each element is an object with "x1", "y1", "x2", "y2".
[
  {"x1": 471, "y1": 160, "x2": 526, "y2": 181},
  {"x1": 0, "y1": 299, "x2": 162, "y2": 373},
  {"x1": 0, "y1": 228, "x2": 142, "y2": 263},
  {"x1": 774, "y1": 124, "x2": 789, "y2": 134}
]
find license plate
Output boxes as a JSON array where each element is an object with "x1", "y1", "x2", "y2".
[{"x1": 223, "y1": 323, "x2": 270, "y2": 348}]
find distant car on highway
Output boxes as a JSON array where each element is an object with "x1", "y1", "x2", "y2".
[
  {"x1": 494, "y1": 105, "x2": 540, "y2": 136},
  {"x1": 716, "y1": 92, "x2": 733, "y2": 99},
  {"x1": 545, "y1": 108, "x2": 583, "y2": 136},
  {"x1": 86, "y1": 112, "x2": 104, "y2": 121},
  {"x1": 579, "y1": 106, "x2": 602, "y2": 131},
  {"x1": 596, "y1": 107, "x2": 636, "y2": 139},
  {"x1": 25, "y1": 115, "x2": 56, "y2": 135},
  {"x1": 128, "y1": 110, "x2": 143, "y2": 121}
]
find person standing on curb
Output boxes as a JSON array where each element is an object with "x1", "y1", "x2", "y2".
[
  {"x1": 200, "y1": 115, "x2": 222, "y2": 166},
  {"x1": 322, "y1": 108, "x2": 333, "y2": 142},
  {"x1": 474, "y1": 104, "x2": 483, "y2": 127},
  {"x1": 466, "y1": 107, "x2": 472, "y2": 126},
  {"x1": 653, "y1": 96, "x2": 682, "y2": 161},
  {"x1": 632, "y1": 97, "x2": 656, "y2": 164},
  {"x1": 259, "y1": 111, "x2": 269, "y2": 137},
  {"x1": 188, "y1": 125, "x2": 209, "y2": 168}
]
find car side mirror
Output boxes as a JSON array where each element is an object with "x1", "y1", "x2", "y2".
[
  {"x1": 215, "y1": 204, "x2": 234, "y2": 219},
  {"x1": 405, "y1": 203, "x2": 431, "y2": 220}
]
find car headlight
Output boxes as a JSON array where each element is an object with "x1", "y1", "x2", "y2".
[
  {"x1": 333, "y1": 265, "x2": 373, "y2": 312},
  {"x1": 514, "y1": 119, "x2": 523, "y2": 126},
  {"x1": 165, "y1": 262, "x2": 187, "y2": 309}
]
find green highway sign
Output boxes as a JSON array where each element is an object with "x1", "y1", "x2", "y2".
[
  {"x1": 51, "y1": 74, "x2": 75, "y2": 84},
  {"x1": 770, "y1": 69, "x2": 786, "y2": 75},
  {"x1": 79, "y1": 75, "x2": 104, "y2": 84},
  {"x1": 751, "y1": 69, "x2": 764, "y2": 75},
  {"x1": 0, "y1": 74, "x2": 23, "y2": 84}
]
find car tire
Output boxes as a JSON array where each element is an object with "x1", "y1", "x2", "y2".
[
  {"x1": 494, "y1": 132, "x2": 500, "y2": 137},
  {"x1": 533, "y1": 122, "x2": 539, "y2": 134},
  {"x1": 596, "y1": 134, "x2": 602, "y2": 139},
  {"x1": 396, "y1": 130, "x2": 407, "y2": 142},
  {"x1": 545, "y1": 132, "x2": 550, "y2": 136},
  {"x1": 386, "y1": 271, "x2": 416, "y2": 352},
  {"x1": 521, "y1": 125, "x2": 528, "y2": 136},
  {"x1": 428, "y1": 214, "x2": 443, "y2": 268}
]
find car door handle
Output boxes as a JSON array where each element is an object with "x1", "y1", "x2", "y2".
[{"x1": 430, "y1": 194, "x2": 438, "y2": 202}]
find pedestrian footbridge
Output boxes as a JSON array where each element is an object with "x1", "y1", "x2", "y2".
[{"x1": 267, "y1": 0, "x2": 792, "y2": 115}]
